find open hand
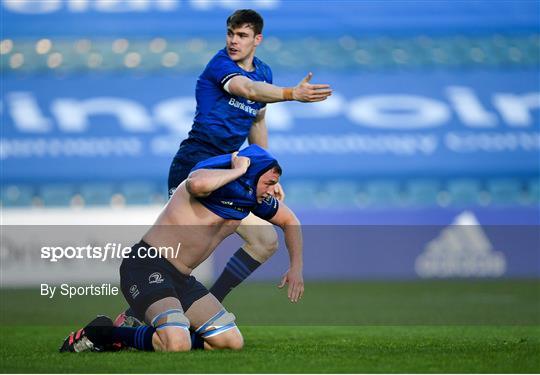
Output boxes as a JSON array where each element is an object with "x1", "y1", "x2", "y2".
[
  {"x1": 293, "y1": 72, "x2": 332, "y2": 103},
  {"x1": 278, "y1": 268, "x2": 304, "y2": 303}
]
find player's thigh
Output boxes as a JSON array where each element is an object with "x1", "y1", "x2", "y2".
[
  {"x1": 185, "y1": 293, "x2": 243, "y2": 350},
  {"x1": 144, "y1": 296, "x2": 183, "y2": 324},
  {"x1": 184, "y1": 293, "x2": 223, "y2": 328},
  {"x1": 236, "y1": 213, "x2": 278, "y2": 261},
  {"x1": 119, "y1": 247, "x2": 192, "y2": 352},
  {"x1": 120, "y1": 242, "x2": 181, "y2": 320}
]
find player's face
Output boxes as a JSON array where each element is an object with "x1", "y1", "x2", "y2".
[
  {"x1": 256, "y1": 168, "x2": 280, "y2": 203},
  {"x1": 226, "y1": 24, "x2": 262, "y2": 62}
]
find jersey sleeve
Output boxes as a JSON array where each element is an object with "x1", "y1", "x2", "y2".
[
  {"x1": 251, "y1": 195, "x2": 279, "y2": 221},
  {"x1": 206, "y1": 53, "x2": 244, "y2": 89}
]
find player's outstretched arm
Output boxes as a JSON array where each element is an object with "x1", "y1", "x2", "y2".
[
  {"x1": 269, "y1": 203, "x2": 304, "y2": 302},
  {"x1": 186, "y1": 153, "x2": 250, "y2": 198},
  {"x1": 227, "y1": 72, "x2": 332, "y2": 104}
]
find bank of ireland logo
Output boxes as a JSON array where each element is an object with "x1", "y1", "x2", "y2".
[
  {"x1": 148, "y1": 272, "x2": 164, "y2": 284},
  {"x1": 415, "y1": 211, "x2": 506, "y2": 278},
  {"x1": 129, "y1": 284, "x2": 140, "y2": 298}
]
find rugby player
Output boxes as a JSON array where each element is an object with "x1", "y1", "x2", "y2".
[
  {"x1": 60, "y1": 145, "x2": 303, "y2": 353},
  {"x1": 165, "y1": 9, "x2": 330, "y2": 303}
]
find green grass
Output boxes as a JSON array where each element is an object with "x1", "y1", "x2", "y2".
[
  {"x1": 1, "y1": 326, "x2": 539, "y2": 373},
  {"x1": 1, "y1": 281, "x2": 539, "y2": 373}
]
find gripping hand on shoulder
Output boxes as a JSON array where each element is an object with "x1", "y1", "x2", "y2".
[{"x1": 231, "y1": 152, "x2": 250, "y2": 173}]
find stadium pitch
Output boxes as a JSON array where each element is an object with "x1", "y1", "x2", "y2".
[{"x1": 1, "y1": 280, "x2": 539, "y2": 373}]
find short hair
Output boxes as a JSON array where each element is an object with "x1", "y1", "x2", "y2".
[
  {"x1": 272, "y1": 164, "x2": 282, "y2": 176},
  {"x1": 226, "y1": 9, "x2": 264, "y2": 35}
]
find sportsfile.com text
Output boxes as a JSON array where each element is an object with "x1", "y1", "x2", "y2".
[{"x1": 40, "y1": 243, "x2": 181, "y2": 262}]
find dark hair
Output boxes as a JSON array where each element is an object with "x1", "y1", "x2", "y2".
[
  {"x1": 272, "y1": 163, "x2": 282, "y2": 176},
  {"x1": 226, "y1": 9, "x2": 264, "y2": 35}
]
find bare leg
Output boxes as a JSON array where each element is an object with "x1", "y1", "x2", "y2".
[
  {"x1": 237, "y1": 213, "x2": 279, "y2": 263},
  {"x1": 209, "y1": 213, "x2": 278, "y2": 301}
]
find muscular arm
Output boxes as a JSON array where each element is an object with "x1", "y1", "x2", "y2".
[
  {"x1": 226, "y1": 73, "x2": 332, "y2": 104},
  {"x1": 248, "y1": 108, "x2": 268, "y2": 148},
  {"x1": 186, "y1": 154, "x2": 250, "y2": 198},
  {"x1": 269, "y1": 202, "x2": 304, "y2": 302}
]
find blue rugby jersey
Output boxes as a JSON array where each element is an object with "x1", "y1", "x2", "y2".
[
  {"x1": 190, "y1": 145, "x2": 280, "y2": 221},
  {"x1": 176, "y1": 48, "x2": 273, "y2": 162}
]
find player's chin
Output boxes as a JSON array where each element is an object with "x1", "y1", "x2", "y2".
[{"x1": 229, "y1": 54, "x2": 242, "y2": 62}]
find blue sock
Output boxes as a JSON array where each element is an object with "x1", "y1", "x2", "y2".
[
  {"x1": 112, "y1": 326, "x2": 155, "y2": 351},
  {"x1": 190, "y1": 330, "x2": 205, "y2": 350},
  {"x1": 209, "y1": 247, "x2": 261, "y2": 302}
]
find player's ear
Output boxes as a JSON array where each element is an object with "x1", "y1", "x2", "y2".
[{"x1": 254, "y1": 34, "x2": 263, "y2": 46}]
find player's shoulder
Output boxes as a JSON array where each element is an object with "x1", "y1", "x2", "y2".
[
  {"x1": 254, "y1": 56, "x2": 273, "y2": 81},
  {"x1": 207, "y1": 48, "x2": 233, "y2": 66},
  {"x1": 254, "y1": 55, "x2": 271, "y2": 73},
  {"x1": 251, "y1": 195, "x2": 279, "y2": 221},
  {"x1": 201, "y1": 48, "x2": 240, "y2": 82}
]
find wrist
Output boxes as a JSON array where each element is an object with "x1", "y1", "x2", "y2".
[
  {"x1": 232, "y1": 165, "x2": 248, "y2": 176},
  {"x1": 290, "y1": 262, "x2": 303, "y2": 271},
  {"x1": 282, "y1": 87, "x2": 294, "y2": 101},
  {"x1": 239, "y1": 165, "x2": 249, "y2": 174}
]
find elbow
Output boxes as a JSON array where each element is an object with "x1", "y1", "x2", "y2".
[
  {"x1": 246, "y1": 88, "x2": 258, "y2": 102},
  {"x1": 241, "y1": 81, "x2": 258, "y2": 102},
  {"x1": 288, "y1": 211, "x2": 301, "y2": 226},
  {"x1": 281, "y1": 213, "x2": 301, "y2": 229},
  {"x1": 186, "y1": 174, "x2": 209, "y2": 198},
  {"x1": 288, "y1": 216, "x2": 301, "y2": 227},
  {"x1": 229, "y1": 77, "x2": 258, "y2": 101}
]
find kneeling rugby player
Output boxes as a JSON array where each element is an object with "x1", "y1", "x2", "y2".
[{"x1": 59, "y1": 145, "x2": 304, "y2": 352}]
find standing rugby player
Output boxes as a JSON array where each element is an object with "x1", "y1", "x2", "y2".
[
  {"x1": 115, "y1": 9, "x2": 330, "y2": 329},
  {"x1": 169, "y1": 9, "x2": 330, "y2": 302}
]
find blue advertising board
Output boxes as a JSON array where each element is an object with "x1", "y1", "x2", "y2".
[
  {"x1": 2, "y1": 70, "x2": 539, "y2": 182},
  {"x1": 213, "y1": 219, "x2": 540, "y2": 280}
]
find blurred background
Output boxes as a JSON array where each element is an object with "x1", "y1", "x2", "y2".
[{"x1": 1, "y1": 0, "x2": 539, "y2": 287}]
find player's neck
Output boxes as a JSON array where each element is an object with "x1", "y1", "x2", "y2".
[{"x1": 236, "y1": 54, "x2": 255, "y2": 72}]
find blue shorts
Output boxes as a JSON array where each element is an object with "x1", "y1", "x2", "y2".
[
  {"x1": 168, "y1": 144, "x2": 224, "y2": 197},
  {"x1": 119, "y1": 241, "x2": 209, "y2": 321}
]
